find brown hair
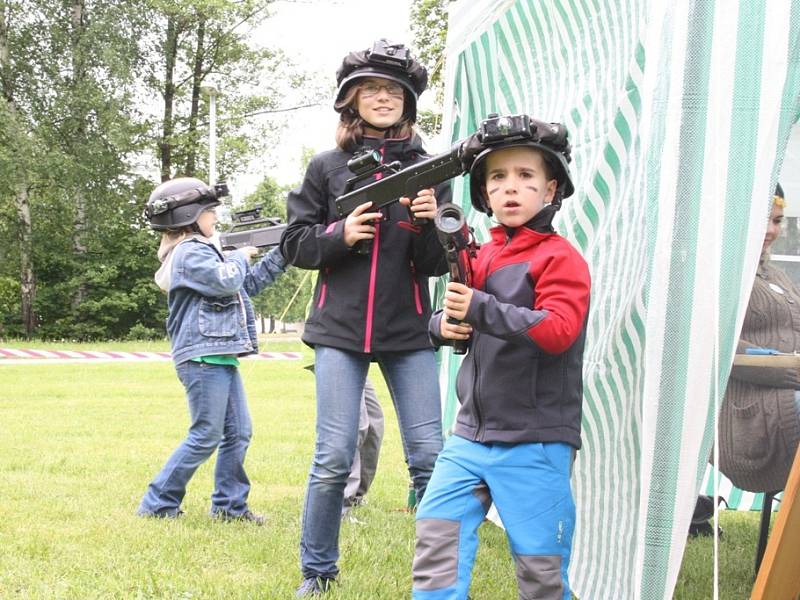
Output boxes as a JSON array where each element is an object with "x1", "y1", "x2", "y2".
[{"x1": 334, "y1": 83, "x2": 415, "y2": 152}]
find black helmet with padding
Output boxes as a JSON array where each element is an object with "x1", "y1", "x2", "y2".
[{"x1": 335, "y1": 39, "x2": 427, "y2": 122}]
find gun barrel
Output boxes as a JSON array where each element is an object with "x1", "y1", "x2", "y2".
[{"x1": 335, "y1": 145, "x2": 464, "y2": 218}]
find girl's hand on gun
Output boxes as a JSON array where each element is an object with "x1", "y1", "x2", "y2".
[
  {"x1": 344, "y1": 201, "x2": 383, "y2": 248},
  {"x1": 443, "y1": 281, "x2": 473, "y2": 322},
  {"x1": 400, "y1": 188, "x2": 436, "y2": 221},
  {"x1": 239, "y1": 246, "x2": 259, "y2": 260}
]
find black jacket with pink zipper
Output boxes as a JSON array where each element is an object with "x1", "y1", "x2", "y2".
[{"x1": 280, "y1": 135, "x2": 450, "y2": 354}]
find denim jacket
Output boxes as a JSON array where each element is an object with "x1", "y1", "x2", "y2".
[{"x1": 165, "y1": 239, "x2": 286, "y2": 365}]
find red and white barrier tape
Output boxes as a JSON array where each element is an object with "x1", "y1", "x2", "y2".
[{"x1": 0, "y1": 348, "x2": 301, "y2": 361}]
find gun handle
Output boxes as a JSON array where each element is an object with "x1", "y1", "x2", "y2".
[
  {"x1": 407, "y1": 206, "x2": 426, "y2": 226},
  {"x1": 447, "y1": 315, "x2": 469, "y2": 355},
  {"x1": 353, "y1": 239, "x2": 372, "y2": 255}
]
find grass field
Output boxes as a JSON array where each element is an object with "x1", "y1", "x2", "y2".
[{"x1": 0, "y1": 338, "x2": 766, "y2": 599}]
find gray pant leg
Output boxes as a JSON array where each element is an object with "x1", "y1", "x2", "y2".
[
  {"x1": 342, "y1": 390, "x2": 370, "y2": 508},
  {"x1": 355, "y1": 378, "x2": 384, "y2": 499}
]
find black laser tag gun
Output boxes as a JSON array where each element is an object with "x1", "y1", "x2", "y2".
[
  {"x1": 334, "y1": 113, "x2": 563, "y2": 220},
  {"x1": 335, "y1": 143, "x2": 466, "y2": 220},
  {"x1": 434, "y1": 203, "x2": 478, "y2": 355},
  {"x1": 219, "y1": 205, "x2": 286, "y2": 251}
]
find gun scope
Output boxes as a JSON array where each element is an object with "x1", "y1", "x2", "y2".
[{"x1": 347, "y1": 149, "x2": 383, "y2": 177}]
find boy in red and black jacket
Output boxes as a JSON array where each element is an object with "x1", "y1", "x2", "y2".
[{"x1": 412, "y1": 119, "x2": 591, "y2": 600}]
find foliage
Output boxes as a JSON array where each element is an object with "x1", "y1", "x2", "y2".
[
  {"x1": 0, "y1": 0, "x2": 322, "y2": 340},
  {"x1": 410, "y1": 0, "x2": 455, "y2": 138}
]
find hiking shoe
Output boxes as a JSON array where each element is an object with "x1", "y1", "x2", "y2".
[
  {"x1": 295, "y1": 576, "x2": 335, "y2": 597},
  {"x1": 137, "y1": 508, "x2": 184, "y2": 519},
  {"x1": 212, "y1": 509, "x2": 266, "y2": 526}
]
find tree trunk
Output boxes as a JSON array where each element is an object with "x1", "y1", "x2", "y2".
[
  {"x1": 185, "y1": 17, "x2": 206, "y2": 176},
  {"x1": 160, "y1": 16, "x2": 178, "y2": 181},
  {"x1": 1, "y1": 0, "x2": 36, "y2": 336},
  {"x1": 0, "y1": 0, "x2": 10, "y2": 101},
  {"x1": 70, "y1": 0, "x2": 88, "y2": 311},
  {"x1": 16, "y1": 184, "x2": 36, "y2": 336}
]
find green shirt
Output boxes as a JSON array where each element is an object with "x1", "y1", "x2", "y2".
[{"x1": 190, "y1": 354, "x2": 240, "y2": 367}]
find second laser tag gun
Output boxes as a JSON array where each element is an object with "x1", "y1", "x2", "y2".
[
  {"x1": 334, "y1": 113, "x2": 570, "y2": 220},
  {"x1": 434, "y1": 203, "x2": 478, "y2": 355},
  {"x1": 220, "y1": 205, "x2": 286, "y2": 251}
]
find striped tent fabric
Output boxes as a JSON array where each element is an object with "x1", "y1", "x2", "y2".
[{"x1": 437, "y1": 1, "x2": 800, "y2": 598}]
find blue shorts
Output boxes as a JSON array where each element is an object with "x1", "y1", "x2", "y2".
[{"x1": 412, "y1": 435, "x2": 575, "y2": 600}]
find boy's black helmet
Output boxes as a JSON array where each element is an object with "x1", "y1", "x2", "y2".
[
  {"x1": 335, "y1": 39, "x2": 427, "y2": 122},
  {"x1": 144, "y1": 177, "x2": 227, "y2": 231},
  {"x1": 467, "y1": 114, "x2": 574, "y2": 216}
]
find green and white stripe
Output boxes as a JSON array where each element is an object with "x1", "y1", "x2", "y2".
[
  {"x1": 700, "y1": 465, "x2": 783, "y2": 512},
  {"x1": 439, "y1": 1, "x2": 800, "y2": 598}
]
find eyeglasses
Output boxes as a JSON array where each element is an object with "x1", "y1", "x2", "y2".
[{"x1": 359, "y1": 82, "x2": 405, "y2": 98}]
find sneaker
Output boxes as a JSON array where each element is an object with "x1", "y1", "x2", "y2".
[
  {"x1": 295, "y1": 576, "x2": 335, "y2": 597},
  {"x1": 212, "y1": 509, "x2": 266, "y2": 526},
  {"x1": 137, "y1": 508, "x2": 184, "y2": 519}
]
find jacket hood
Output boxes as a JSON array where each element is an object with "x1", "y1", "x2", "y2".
[{"x1": 154, "y1": 232, "x2": 217, "y2": 292}]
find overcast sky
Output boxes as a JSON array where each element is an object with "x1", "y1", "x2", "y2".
[{"x1": 232, "y1": 0, "x2": 416, "y2": 196}]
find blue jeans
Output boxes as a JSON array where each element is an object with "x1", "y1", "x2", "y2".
[
  {"x1": 300, "y1": 345, "x2": 443, "y2": 579},
  {"x1": 138, "y1": 361, "x2": 253, "y2": 516}
]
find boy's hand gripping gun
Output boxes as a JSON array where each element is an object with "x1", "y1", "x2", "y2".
[{"x1": 434, "y1": 203, "x2": 478, "y2": 355}]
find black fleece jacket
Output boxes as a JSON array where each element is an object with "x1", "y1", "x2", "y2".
[{"x1": 281, "y1": 135, "x2": 450, "y2": 354}]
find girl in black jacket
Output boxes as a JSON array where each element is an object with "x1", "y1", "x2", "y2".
[{"x1": 280, "y1": 40, "x2": 448, "y2": 596}]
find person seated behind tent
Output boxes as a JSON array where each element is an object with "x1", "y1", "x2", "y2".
[{"x1": 718, "y1": 183, "x2": 800, "y2": 494}]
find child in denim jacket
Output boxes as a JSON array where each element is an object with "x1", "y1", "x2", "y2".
[{"x1": 138, "y1": 177, "x2": 286, "y2": 523}]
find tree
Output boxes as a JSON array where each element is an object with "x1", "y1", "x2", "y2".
[
  {"x1": 0, "y1": 0, "x2": 163, "y2": 339},
  {"x1": 410, "y1": 0, "x2": 455, "y2": 138},
  {"x1": 0, "y1": 0, "x2": 322, "y2": 340},
  {"x1": 0, "y1": 0, "x2": 39, "y2": 335},
  {"x1": 146, "y1": 0, "x2": 296, "y2": 183}
]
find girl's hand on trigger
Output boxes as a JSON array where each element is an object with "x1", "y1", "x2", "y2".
[
  {"x1": 443, "y1": 281, "x2": 473, "y2": 322},
  {"x1": 400, "y1": 187, "x2": 436, "y2": 221},
  {"x1": 344, "y1": 201, "x2": 383, "y2": 248}
]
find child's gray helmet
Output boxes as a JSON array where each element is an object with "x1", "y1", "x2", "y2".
[
  {"x1": 466, "y1": 114, "x2": 574, "y2": 216},
  {"x1": 335, "y1": 39, "x2": 427, "y2": 122},
  {"x1": 144, "y1": 177, "x2": 226, "y2": 231}
]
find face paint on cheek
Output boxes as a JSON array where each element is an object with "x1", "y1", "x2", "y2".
[
  {"x1": 487, "y1": 186, "x2": 500, "y2": 196},
  {"x1": 524, "y1": 186, "x2": 539, "y2": 193}
]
